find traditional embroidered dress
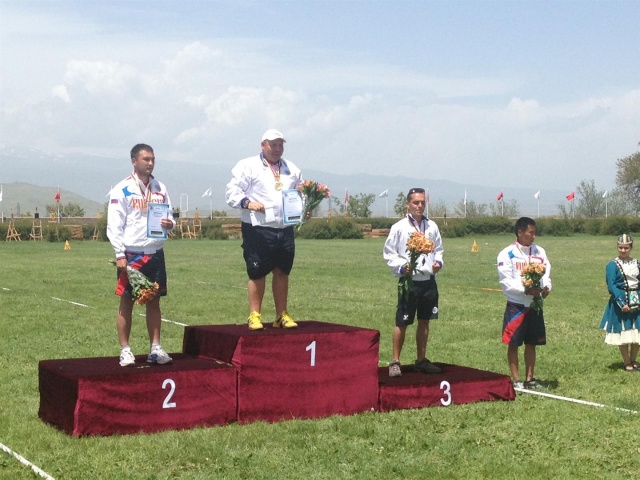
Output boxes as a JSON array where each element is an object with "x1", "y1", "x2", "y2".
[{"x1": 600, "y1": 257, "x2": 640, "y2": 345}]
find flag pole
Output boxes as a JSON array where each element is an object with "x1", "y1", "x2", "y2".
[
  {"x1": 385, "y1": 194, "x2": 388, "y2": 218},
  {"x1": 426, "y1": 188, "x2": 429, "y2": 218},
  {"x1": 209, "y1": 187, "x2": 213, "y2": 219}
]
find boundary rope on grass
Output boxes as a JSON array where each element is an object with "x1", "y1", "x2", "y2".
[
  {"x1": 0, "y1": 442, "x2": 55, "y2": 480},
  {"x1": 514, "y1": 387, "x2": 639, "y2": 414},
  {"x1": 51, "y1": 297, "x2": 93, "y2": 308}
]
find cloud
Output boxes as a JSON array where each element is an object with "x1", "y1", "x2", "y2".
[
  {"x1": 51, "y1": 85, "x2": 70, "y2": 103},
  {"x1": 1, "y1": 6, "x2": 637, "y2": 192},
  {"x1": 64, "y1": 60, "x2": 137, "y2": 96}
]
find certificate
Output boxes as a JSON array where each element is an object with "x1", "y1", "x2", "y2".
[
  {"x1": 282, "y1": 189, "x2": 303, "y2": 225},
  {"x1": 147, "y1": 203, "x2": 170, "y2": 239},
  {"x1": 250, "y1": 208, "x2": 275, "y2": 226}
]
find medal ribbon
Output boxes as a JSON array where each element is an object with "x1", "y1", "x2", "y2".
[
  {"x1": 407, "y1": 214, "x2": 425, "y2": 234},
  {"x1": 261, "y1": 153, "x2": 281, "y2": 185},
  {"x1": 131, "y1": 171, "x2": 153, "y2": 208}
]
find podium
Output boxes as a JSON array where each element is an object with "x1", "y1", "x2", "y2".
[
  {"x1": 39, "y1": 321, "x2": 515, "y2": 436},
  {"x1": 183, "y1": 321, "x2": 380, "y2": 423},
  {"x1": 39, "y1": 354, "x2": 236, "y2": 436},
  {"x1": 378, "y1": 364, "x2": 515, "y2": 412}
]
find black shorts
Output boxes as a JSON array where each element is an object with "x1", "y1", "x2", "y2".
[
  {"x1": 241, "y1": 223, "x2": 295, "y2": 279},
  {"x1": 116, "y1": 249, "x2": 167, "y2": 297},
  {"x1": 502, "y1": 302, "x2": 546, "y2": 346},
  {"x1": 395, "y1": 279, "x2": 439, "y2": 327}
]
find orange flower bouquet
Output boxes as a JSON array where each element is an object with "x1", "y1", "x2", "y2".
[
  {"x1": 398, "y1": 232, "x2": 435, "y2": 301},
  {"x1": 297, "y1": 180, "x2": 331, "y2": 231},
  {"x1": 111, "y1": 260, "x2": 160, "y2": 305},
  {"x1": 521, "y1": 262, "x2": 546, "y2": 312}
]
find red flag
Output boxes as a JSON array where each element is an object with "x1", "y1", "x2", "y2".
[
  {"x1": 344, "y1": 188, "x2": 349, "y2": 205},
  {"x1": 497, "y1": 191, "x2": 503, "y2": 201},
  {"x1": 54, "y1": 188, "x2": 61, "y2": 203},
  {"x1": 426, "y1": 189, "x2": 430, "y2": 204},
  {"x1": 566, "y1": 192, "x2": 575, "y2": 201}
]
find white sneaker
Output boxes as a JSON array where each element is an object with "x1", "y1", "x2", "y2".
[
  {"x1": 147, "y1": 347, "x2": 173, "y2": 364},
  {"x1": 119, "y1": 349, "x2": 136, "y2": 367}
]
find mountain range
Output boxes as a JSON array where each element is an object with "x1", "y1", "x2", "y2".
[{"x1": 0, "y1": 145, "x2": 568, "y2": 217}]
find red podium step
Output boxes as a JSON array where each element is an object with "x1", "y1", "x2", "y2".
[
  {"x1": 378, "y1": 363, "x2": 515, "y2": 412},
  {"x1": 39, "y1": 354, "x2": 236, "y2": 436},
  {"x1": 183, "y1": 321, "x2": 380, "y2": 423}
]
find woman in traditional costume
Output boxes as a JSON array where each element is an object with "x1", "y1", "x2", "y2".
[{"x1": 600, "y1": 234, "x2": 640, "y2": 371}]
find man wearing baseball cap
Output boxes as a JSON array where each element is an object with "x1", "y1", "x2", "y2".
[{"x1": 225, "y1": 129, "x2": 304, "y2": 330}]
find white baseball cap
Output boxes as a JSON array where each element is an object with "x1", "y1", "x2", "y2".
[{"x1": 261, "y1": 129, "x2": 286, "y2": 142}]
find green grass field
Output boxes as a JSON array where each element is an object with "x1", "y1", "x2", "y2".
[{"x1": 1, "y1": 235, "x2": 639, "y2": 479}]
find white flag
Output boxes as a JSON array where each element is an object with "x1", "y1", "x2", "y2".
[
  {"x1": 463, "y1": 189, "x2": 467, "y2": 206},
  {"x1": 202, "y1": 187, "x2": 212, "y2": 197},
  {"x1": 0, "y1": 185, "x2": 3, "y2": 202},
  {"x1": 602, "y1": 190, "x2": 608, "y2": 199},
  {"x1": 378, "y1": 189, "x2": 388, "y2": 198},
  {"x1": 534, "y1": 190, "x2": 540, "y2": 199}
]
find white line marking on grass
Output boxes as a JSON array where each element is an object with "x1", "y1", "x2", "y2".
[
  {"x1": 51, "y1": 297, "x2": 93, "y2": 308},
  {"x1": 0, "y1": 442, "x2": 56, "y2": 480},
  {"x1": 137, "y1": 313, "x2": 189, "y2": 327},
  {"x1": 197, "y1": 281, "x2": 247, "y2": 289},
  {"x1": 515, "y1": 387, "x2": 639, "y2": 414}
]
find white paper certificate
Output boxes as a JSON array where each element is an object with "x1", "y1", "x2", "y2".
[
  {"x1": 282, "y1": 189, "x2": 303, "y2": 225},
  {"x1": 147, "y1": 203, "x2": 170, "y2": 238}
]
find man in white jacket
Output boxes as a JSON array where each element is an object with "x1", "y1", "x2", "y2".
[
  {"x1": 225, "y1": 129, "x2": 303, "y2": 331},
  {"x1": 383, "y1": 188, "x2": 444, "y2": 377},
  {"x1": 107, "y1": 144, "x2": 176, "y2": 367},
  {"x1": 497, "y1": 217, "x2": 552, "y2": 389}
]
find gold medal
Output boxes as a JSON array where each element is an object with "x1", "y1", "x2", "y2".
[{"x1": 275, "y1": 181, "x2": 283, "y2": 191}]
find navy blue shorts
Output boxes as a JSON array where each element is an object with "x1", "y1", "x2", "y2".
[
  {"x1": 395, "y1": 279, "x2": 439, "y2": 327},
  {"x1": 502, "y1": 302, "x2": 546, "y2": 346},
  {"x1": 116, "y1": 249, "x2": 167, "y2": 297},
  {"x1": 241, "y1": 223, "x2": 295, "y2": 279}
]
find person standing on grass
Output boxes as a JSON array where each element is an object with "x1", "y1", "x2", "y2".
[
  {"x1": 225, "y1": 129, "x2": 303, "y2": 330},
  {"x1": 600, "y1": 234, "x2": 640, "y2": 372},
  {"x1": 383, "y1": 188, "x2": 444, "y2": 377},
  {"x1": 107, "y1": 144, "x2": 175, "y2": 367},
  {"x1": 497, "y1": 217, "x2": 551, "y2": 389}
]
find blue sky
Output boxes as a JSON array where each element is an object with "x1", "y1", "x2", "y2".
[{"x1": 1, "y1": 0, "x2": 639, "y2": 195}]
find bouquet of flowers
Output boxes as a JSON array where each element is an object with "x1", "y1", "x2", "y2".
[
  {"x1": 297, "y1": 180, "x2": 331, "y2": 230},
  {"x1": 111, "y1": 260, "x2": 160, "y2": 305},
  {"x1": 521, "y1": 262, "x2": 546, "y2": 312},
  {"x1": 398, "y1": 232, "x2": 435, "y2": 302}
]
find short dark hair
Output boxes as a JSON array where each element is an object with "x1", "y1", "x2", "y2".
[
  {"x1": 514, "y1": 216, "x2": 536, "y2": 235},
  {"x1": 406, "y1": 187, "x2": 425, "y2": 201},
  {"x1": 130, "y1": 144, "x2": 153, "y2": 159}
]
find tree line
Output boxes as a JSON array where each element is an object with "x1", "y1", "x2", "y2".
[{"x1": 327, "y1": 147, "x2": 640, "y2": 219}]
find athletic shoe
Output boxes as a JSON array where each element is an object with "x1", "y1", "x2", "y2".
[
  {"x1": 523, "y1": 379, "x2": 544, "y2": 390},
  {"x1": 414, "y1": 358, "x2": 443, "y2": 374},
  {"x1": 147, "y1": 347, "x2": 173, "y2": 364},
  {"x1": 512, "y1": 380, "x2": 524, "y2": 389},
  {"x1": 273, "y1": 310, "x2": 298, "y2": 329},
  {"x1": 119, "y1": 349, "x2": 136, "y2": 367},
  {"x1": 248, "y1": 311, "x2": 264, "y2": 330},
  {"x1": 389, "y1": 360, "x2": 402, "y2": 377}
]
